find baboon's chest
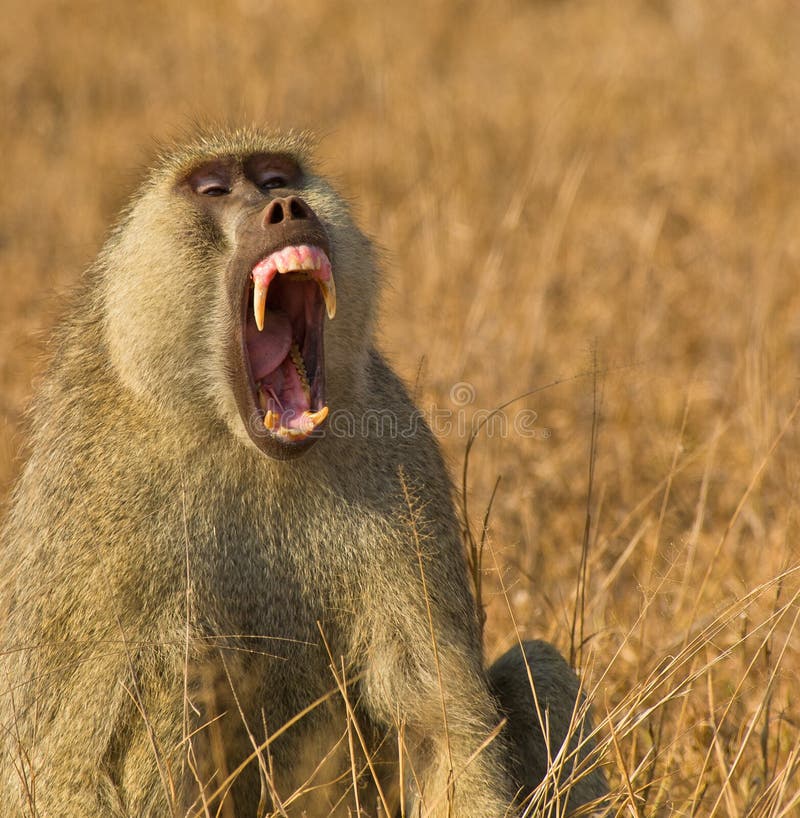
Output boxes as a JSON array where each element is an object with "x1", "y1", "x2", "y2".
[{"x1": 194, "y1": 513, "x2": 353, "y2": 649}]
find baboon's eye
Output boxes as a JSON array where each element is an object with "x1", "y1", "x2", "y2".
[
  {"x1": 244, "y1": 154, "x2": 301, "y2": 191},
  {"x1": 183, "y1": 161, "x2": 233, "y2": 198},
  {"x1": 258, "y1": 173, "x2": 288, "y2": 191},
  {"x1": 198, "y1": 182, "x2": 231, "y2": 197}
]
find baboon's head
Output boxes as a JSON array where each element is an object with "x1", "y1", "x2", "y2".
[{"x1": 102, "y1": 128, "x2": 378, "y2": 460}]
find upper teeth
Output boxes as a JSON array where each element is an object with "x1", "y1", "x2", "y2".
[
  {"x1": 318, "y1": 276, "x2": 336, "y2": 320},
  {"x1": 253, "y1": 279, "x2": 268, "y2": 331},
  {"x1": 251, "y1": 244, "x2": 336, "y2": 330}
]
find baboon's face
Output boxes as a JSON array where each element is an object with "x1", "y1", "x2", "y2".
[
  {"x1": 103, "y1": 135, "x2": 377, "y2": 460},
  {"x1": 180, "y1": 154, "x2": 334, "y2": 459}
]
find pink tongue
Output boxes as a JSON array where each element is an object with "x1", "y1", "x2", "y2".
[{"x1": 245, "y1": 311, "x2": 292, "y2": 380}]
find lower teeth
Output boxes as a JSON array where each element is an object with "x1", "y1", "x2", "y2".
[
  {"x1": 258, "y1": 343, "x2": 319, "y2": 434},
  {"x1": 290, "y1": 342, "x2": 311, "y2": 399},
  {"x1": 263, "y1": 406, "x2": 329, "y2": 435}
]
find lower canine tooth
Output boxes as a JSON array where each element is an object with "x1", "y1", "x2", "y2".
[
  {"x1": 302, "y1": 406, "x2": 329, "y2": 430},
  {"x1": 264, "y1": 410, "x2": 278, "y2": 430}
]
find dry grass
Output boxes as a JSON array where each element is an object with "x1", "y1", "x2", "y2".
[{"x1": 2, "y1": 0, "x2": 800, "y2": 814}]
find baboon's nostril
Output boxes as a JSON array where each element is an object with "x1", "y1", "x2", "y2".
[
  {"x1": 264, "y1": 199, "x2": 286, "y2": 225},
  {"x1": 262, "y1": 196, "x2": 312, "y2": 228},
  {"x1": 289, "y1": 198, "x2": 310, "y2": 219}
]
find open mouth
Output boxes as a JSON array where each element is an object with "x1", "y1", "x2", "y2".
[{"x1": 244, "y1": 243, "x2": 335, "y2": 443}]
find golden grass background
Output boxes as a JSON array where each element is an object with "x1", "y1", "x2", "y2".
[{"x1": 2, "y1": 0, "x2": 800, "y2": 813}]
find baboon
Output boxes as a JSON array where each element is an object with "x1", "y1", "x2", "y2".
[
  {"x1": 0, "y1": 127, "x2": 605, "y2": 817},
  {"x1": 489, "y1": 641, "x2": 608, "y2": 815}
]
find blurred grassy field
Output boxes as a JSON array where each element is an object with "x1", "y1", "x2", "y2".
[{"x1": 2, "y1": 0, "x2": 800, "y2": 813}]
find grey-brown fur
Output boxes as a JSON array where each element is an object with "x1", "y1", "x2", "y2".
[
  {"x1": 488, "y1": 641, "x2": 608, "y2": 815},
  {"x1": 0, "y1": 128, "x2": 603, "y2": 817}
]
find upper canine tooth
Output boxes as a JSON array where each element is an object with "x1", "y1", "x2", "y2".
[
  {"x1": 253, "y1": 278, "x2": 268, "y2": 331},
  {"x1": 319, "y1": 274, "x2": 336, "y2": 320}
]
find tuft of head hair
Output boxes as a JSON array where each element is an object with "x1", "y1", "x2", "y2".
[{"x1": 148, "y1": 124, "x2": 318, "y2": 185}]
